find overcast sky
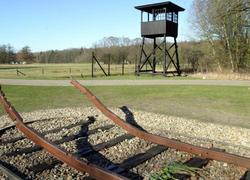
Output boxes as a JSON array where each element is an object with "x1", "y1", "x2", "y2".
[{"x1": 0, "y1": 0, "x2": 195, "y2": 52}]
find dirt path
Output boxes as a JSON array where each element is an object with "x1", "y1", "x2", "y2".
[{"x1": 0, "y1": 79, "x2": 250, "y2": 86}]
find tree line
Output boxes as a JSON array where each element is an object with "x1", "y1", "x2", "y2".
[
  {"x1": 33, "y1": 37, "x2": 141, "y2": 64},
  {"x1": 0, "y1": 45, "x2": 34, "y2": 64}
]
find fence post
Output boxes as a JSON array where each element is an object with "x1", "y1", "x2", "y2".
[
  {"x1": 135, "y1": 55, "x2": 138, "y2": 75},
  {"x1": 16, "y1": 68, "x2": 18, "y2": 76},
  {"x1": 69, "y1": 68, "x2": 71, "y2": 75},
  {"x1": 92, "y1": 52, "x2": 108, "y2": 77},
  {"x1": 122, "y1": 58, "x2": 125, "y2": 75},
  {"x1": 42, "y1": 68, "x2": 44, "y2": 75},
  {"x1": 92, "y1": 52, "x2": 94, "y2": 78},
  {"x1": 108, "y1": 54, "x2": 111, "y2": 76}
]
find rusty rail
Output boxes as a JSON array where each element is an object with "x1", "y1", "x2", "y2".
[
  {"x1": 71, "y1": 80, "x2": 250, "y2": 169},
  {"x1": 0, "y1": 88, "x2": 127, "y2": 180}
]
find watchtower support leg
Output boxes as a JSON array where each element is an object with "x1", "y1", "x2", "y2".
[
  {"x1": 137, "y1": 36, "x2": 181, "y2": 76},
  {"x1": 174, "y1": 37, "x2": 181, "y2": 76},
  {"x1": 153, "y1": 37, "x2": 157, "y2": 73},
  {"x1": 163, "y1": 35, "x2": 167, "y2": 76},
  {"x1": 137, "y1": 37, "x2": 145, "y2": 75}
]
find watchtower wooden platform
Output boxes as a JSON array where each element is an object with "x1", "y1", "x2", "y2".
[{"x1": 135, "y1": 1, "x2": 185, "y2": 76}]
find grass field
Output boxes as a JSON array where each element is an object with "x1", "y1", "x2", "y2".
[
  {"x1": 0, "y1": 63, "x2": 197, "y2": 80},
  {"x1": 1, "y1": 85, "x2": 249, "y2": 129}
]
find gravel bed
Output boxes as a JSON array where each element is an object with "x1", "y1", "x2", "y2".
[
  {"x1": 0, "y1": 107, "x2": 249, "y2": 179},
  {"x1": 112, "y1": 108, "x2": 250, "y2": 157},
  {"x1": 99, "y1": 137, "x2": 154, "y2": 164},
  {"x1": 59, "y1": 126, "x2": 125, "y2": 153},
  {"x1": 36, "y1": 164, "x2": 88, "y2": 180},
  {"x1": 1, "y1": 138, "x2": 35, "y2": 155},
  {"x1": 0, "y1": 172, "x2": 8, "y2": 179},
  {"x1": 0, "y1": 107, "x2": 101, "y2": 129},
  {"x1": 1, "y1": 128, "x2": 22, "y2": 142},
  {"x1": 202, "y1": 161, "x2": 246, "y2": 179}
]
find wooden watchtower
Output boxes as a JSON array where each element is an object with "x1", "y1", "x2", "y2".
[{"x1": 135, "y1": 1, "x2": 185, "y2": 76}]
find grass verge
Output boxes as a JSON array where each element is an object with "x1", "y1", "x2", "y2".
[
  {"x1": 0, "y1": 63, "x2": 198, "y2": 80},
  {"x1": 0, "y1": 85, "x2": 249, "y2": 129}
]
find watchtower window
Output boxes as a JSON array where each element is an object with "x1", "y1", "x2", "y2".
[
  {"x1": 166, "y1": 12, "x2": 172, "y2": 21},
  {"x1": 142, "y1": 12, "x2": 154, "y2": 22},
  {"x1": 173, "y1": 12, "x2": 178, "y2": 23},
  {"x1": 154, "y1": 8, "x2": 166, "y2": 21}
]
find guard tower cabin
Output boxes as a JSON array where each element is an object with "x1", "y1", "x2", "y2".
[{"x1": 135, "y1": 1, "x2": 185, "y2": 76}]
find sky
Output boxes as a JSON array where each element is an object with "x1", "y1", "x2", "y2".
[{"x1": 0, "y1": 0, "x2": 195, "y2": 52}]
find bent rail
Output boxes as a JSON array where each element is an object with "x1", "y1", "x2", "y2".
[
  {"x1": 0, "y1": 88, "x2": 127, "y2": 180},
  {"x1": 71, "y1": 80, "x2": 250, "y2": 169}
]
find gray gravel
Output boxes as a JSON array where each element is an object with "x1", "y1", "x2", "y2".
[
  {"x1": 0, "y1": 107, "x2": 249, "y2": 179},
  {"x1": 116, "y1": 109, "x2": 250, "y2": 157}
]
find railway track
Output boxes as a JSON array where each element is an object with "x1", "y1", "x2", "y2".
[{"x1": 0, "y1": 81, "x2": 250, "y2": 179}]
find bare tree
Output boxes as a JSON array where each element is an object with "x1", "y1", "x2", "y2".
[
  {"x1": 17, "y1": 46, "x2": 35, "y2": 63},
  {"x1": 192, "y1": 0, "x2": 250, "y2": 72},
  {"x1": 0, "y1": 44, "x2": 16, "y2": 64}
]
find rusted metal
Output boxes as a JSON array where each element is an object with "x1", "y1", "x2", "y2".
[
  {"x1": 71, "y1": 80, "x2": 250, "y2": 169},
  {"x1": 0, "y1": 88, "x2": 127, "y2": 180}
]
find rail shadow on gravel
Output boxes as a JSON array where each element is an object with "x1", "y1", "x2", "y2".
[
  {"x1": 0, "y1": 160, "x2": 29, "y2": 179},
  {"x1": 76, "y1": 116, "x2": 142, "y2": 179},
  {"x1": 120, "y1": 106, "x2": 146, "y2": 132},
  {"x1": 240, "y1": 171, "x2": 250, "y2": 180}
]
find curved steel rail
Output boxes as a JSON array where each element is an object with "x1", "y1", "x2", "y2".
[
  {"x1": 71, "y1": 80, "x2": 250, "y2": 169},
  {"x1": 0, "y1": 88, "x2": 127, "y2": 180}
]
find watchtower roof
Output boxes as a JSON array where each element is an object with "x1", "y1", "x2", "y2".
[{"x1": 135, "y1": 1, "x2": 185, "y2": 13}]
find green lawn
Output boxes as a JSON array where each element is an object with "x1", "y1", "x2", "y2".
[
  {"x1": 0, "y1": 63, "x2": 198, "y2": 80},
  {"x1": 0, "y1": 85, "x2": 249, "y2": 129}
]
